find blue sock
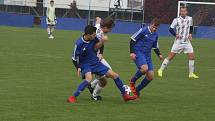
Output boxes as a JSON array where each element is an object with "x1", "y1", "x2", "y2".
[
  {"x1": 131, "y1": 70, "x2": 143, "y2": 83},
  {"x1": 114, "y1": 77, "x2": 125, "y2": 94},
  {"x1": 136, "y1": 77, "x2": 151, "y2": 93},
  {"x1": 73, "y1": 80, "x2": 89, "y2": 97}
]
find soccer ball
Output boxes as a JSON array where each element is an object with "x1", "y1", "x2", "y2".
[{"x1": 123, "y1": 85, "x2": 132, "y2": 95}]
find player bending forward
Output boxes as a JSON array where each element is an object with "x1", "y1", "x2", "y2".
[
  {"x1": 68, "y1": 25, "x2": 137, "y2": 103},
  {"x1": 87, "y1": 17, "x2": 115, "y2": 101},
  {"x1": 158, "y1": 7, "x2": 199, "y2": 79},
  {"x1": 46, "y1": 0, "x2": 57, "y2": 39},
  {"x1": 129, "y1": 18, "x2": 163, "y2": 98}
]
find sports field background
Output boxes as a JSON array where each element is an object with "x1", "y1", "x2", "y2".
[{"x1": 0, "y1": 26, "x2": 214, "y2": 121}]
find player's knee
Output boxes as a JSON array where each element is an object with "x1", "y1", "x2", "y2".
[
  {"x1": 107, "y1": 70, "x2": 119, "y2": 79},
  {"x1": 147, "y1": 76, "x2": 154, "y2": 81},
  {"x1": 99, "y1": 78, "x2": 107, "y2": 87},
  {"x1": 140, "y1": 65, "x2": 148, "y2": 73},
  {"x1": 112, "y1": 72, "x2": 119, "y2": 79},
  {"x1": 188, "y1": 54, "x2": 195, "y2": 60}
]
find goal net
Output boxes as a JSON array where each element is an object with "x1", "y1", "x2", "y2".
[{"x1": 178, "y1": 1, "x2": 215, "y2": 27}]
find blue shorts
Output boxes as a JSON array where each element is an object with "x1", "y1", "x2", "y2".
[
  {"x1": 134, "y1": 52, "x2": 153, "y2": 71},
  {"x1": 80, "y1": 62, "x2": 109, "y2": 77}
]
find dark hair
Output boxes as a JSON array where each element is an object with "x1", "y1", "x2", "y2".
[
  {"x1": 100, "y1": 18, "x2": 115, "y2": 28},
  {"x1": 84, "y1": 25, "x2": 97, "y2": 35},
  {"x1": 50, "y1": 0, "x2": 54, "y2": 3},
  {"x1": 151, "y1": 18, "x2": 161, "y2": 26}
]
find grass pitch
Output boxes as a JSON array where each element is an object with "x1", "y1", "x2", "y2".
[{"x1": 0, "y1": 26, "x2": 215, "y2": 121}]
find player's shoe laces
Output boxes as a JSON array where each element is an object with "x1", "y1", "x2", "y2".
[
  {"x1": 122, "y1": 92, "x2": 137, "y2": 102},
  {"x1": 67, "y1": 96, "x2": 77, "y2": 103},
  {"x1": 129, "y1": 80, "x2": 138, "y2": 97},
  {"x1": 158, "y1": 69, "x2": 163, "y2": 77},
  {"x1": 189, "y1": 73, "x2": 199, "y2": 79},
  {"x1": 91, "y1": 96, "x2": 102, "y2": 101}
]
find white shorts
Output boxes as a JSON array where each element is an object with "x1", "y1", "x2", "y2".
[
  {"x1": 171, "y1": 41, "x2": 194, "y2": 54},
  {"x1": 46, "y1": 18, "x2": 56, "y2": 26}
]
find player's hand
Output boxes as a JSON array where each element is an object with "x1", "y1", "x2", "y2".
[
  {"x1": 188, "y1": 34, "x2": 192, "y2": 41},
  {"x1": 98, "y1": 54, "x2": 103, "y2": 60},
  {"x1": 130, "y1": 53, "x2": 136, "y2": 60},
  {"x1": 159, "y1": 55, "x2": 164, "y2": 60},
  {"x1": 77, "y1": 68, "x2": 81, "y2": 77}
]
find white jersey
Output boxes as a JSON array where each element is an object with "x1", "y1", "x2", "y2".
[
  {"x1": 95, "y1": 23, "x2": 104, "y2": 40},
  {"x1": 94, "y1": 23, "x2": 112, "y2": 70},
  {"x1": 46, "y1": 5, "x2": 56, "y2": 25},
  {"x1": 170, "y1": 16, "x2": 193, "y2": 44}
]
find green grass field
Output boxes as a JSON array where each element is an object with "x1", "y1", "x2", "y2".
[{"x1": 0, "y1": 26, "x2": 215, "y2": 121}]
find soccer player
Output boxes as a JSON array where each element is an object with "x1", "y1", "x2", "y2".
[
  {"x1": 46, "y1": 0, "x2": 56, "y2": 39},
  {"x1": 158, "y1": 7, "x2": 199, "y2": 79},
  {"x1": 129, "y1": 18, "x2": 163, "y2": 97},
  {"x1": 87, "y1": 17, "x2": 114, "y2": 101},
  {"x1": 68, "y1": 25, "x2": 137, "y2": 103}
]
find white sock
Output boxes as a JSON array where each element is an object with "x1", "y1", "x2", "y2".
[
  {"x1": 91, "y1": 79, "x2": 99, "y2": 88},
  {"x1": 189, "y1": 60, "x2": 195, "y2": 75},
  {"x1": 160, "y1": 58, "x2": 170, "y2": 71},
  {"x1": 47, "y1": 27, "x2": 51, "y2": 35},
  {"x1": 93, "y1": 83, "x2": 103, "y2": 97},
  {"x1": 51, "y1": 27, "x2": 54, "y2": 34}
]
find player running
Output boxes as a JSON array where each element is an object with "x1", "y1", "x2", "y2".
[
  {"x1": 68, "y1": 25, "x2": 137, "y2": 103},
  {"x1": 46, "y1": 0, "x2": 57, "y2": 39},
  {"x1": 129, "y1": 18, "x2": 163, "y2": 98},
  {"x1": 87, "y1": 17, "x2": 114, "y2": 101},
  {"x1": 158, "y1": 7, "x2": 199, "y2": 79}
]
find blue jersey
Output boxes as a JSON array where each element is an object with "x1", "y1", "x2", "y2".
[
  {"x1": 131, "y1": 26, "x2": 159, "y2": 56},
  {"x1": 72, "y1": 36, "x2": 100, "y2": 67}
]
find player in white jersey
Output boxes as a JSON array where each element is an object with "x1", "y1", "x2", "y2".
[
  {"x1": 87, "y1": 17, "x2": 115, "y2": 100},
  {"x1": 158, "y1": 7, "x2": 199, "y2": 79},
  {"x1": 46, "y1": 0, "x2": 56, "y2": 39}
]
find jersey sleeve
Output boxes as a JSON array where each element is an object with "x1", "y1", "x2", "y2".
[
  {"x1": 72, "y1": 43, "x2": 80, "y2": 61},
  {"x1": 189, "y1": 17, "x2": 193, "y2": 26},
  {"x1": 152, "y1": 35, "x2": 159, "y2": 49},
  {"x1": 131, "y1": 28, "x2": 145, "y2": 41},
  {"x1": 46, "y1": 7, "x2": 49, "y2": 17},
  {"x1": 170, "y1": 18, "x2": 177, "y2": 29}
]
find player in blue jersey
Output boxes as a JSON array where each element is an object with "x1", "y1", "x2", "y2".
[
  {"x1": 67, "y1": 25, "x2": 137, "y2": 103},
  {"x1": 129, "y1": 18, "x2": 163, "y2": 98}
]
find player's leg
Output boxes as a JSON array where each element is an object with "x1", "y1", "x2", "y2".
[
  {"x1": 47, "y1": 25, "x2": 51, "y2": 38},
  {"x1": 50, "y1": 25, "x2": 55, "y2": 38},
  {"x1": 105, "y1": 70, "x2": 137, "y2": 101},
  {"x1": 136, "y1": 59, "x2": 154, "y2": 97},
  {"x1": 92, "y1": 77, "x2": 107, "y2": 100},
  {"x1": 68, "y1": 68, "x2": 93, "y2": 103},
  {"x1": 130, "y1": 53, "x2": 148, "y2": 96},
  {"x1": 90, "y1": 59, "x2": 111, "y2": 100},
  {"x1": 186, "y1": 44, "x2": 199, "y2": 78},
  {"x1": 158, "y1": 42, "x2": 179, "y2": 77}
]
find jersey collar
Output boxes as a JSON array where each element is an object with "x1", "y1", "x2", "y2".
[
  {"x1": 148, "y1": 26, "x2": 153, "y2": 34},
  {"x1": 179, "y1": 16, "x2": 187, "y2": 19},
  {"x1": 82, "y1": 36, "x2": 90, "y2": 43}
]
